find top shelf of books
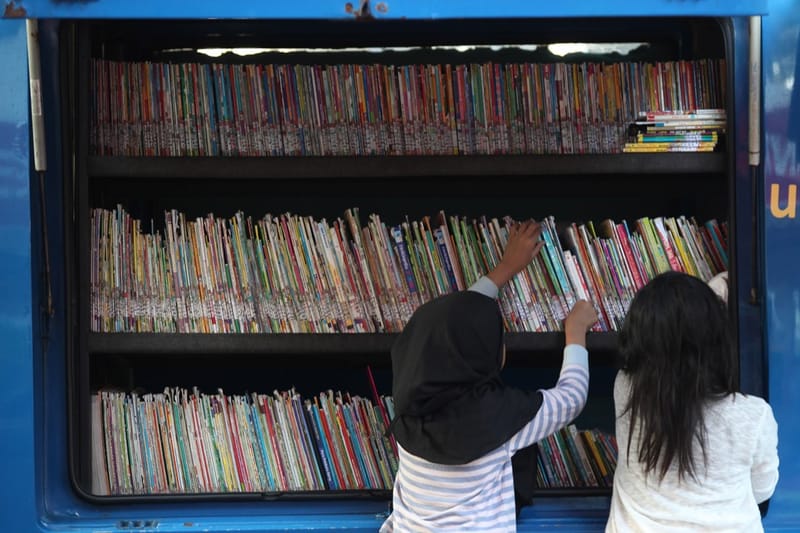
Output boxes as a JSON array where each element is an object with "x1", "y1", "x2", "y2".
[{"x1": 87, "y1": 56, "x2": 728, "y2": 166}]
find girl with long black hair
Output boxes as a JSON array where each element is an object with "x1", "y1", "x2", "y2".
[{"x1": 606, "y1": 271, "x2": 779, "y2": 532}]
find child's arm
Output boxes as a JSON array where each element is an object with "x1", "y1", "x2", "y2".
[
  {"x1": 464, "y1": 222, "x2": 597, "y2": 450},
  {"x1": 507, "y1": 346, "x2": 589, "y2": 453},
  {"x1": 751, "y1": 403, "x2": 779, "y2": 503},
  {"x1": 708, "y1": 271, "x2": 729, "y2": 303},
  {"x1": 508, "y1": 301, "x2": 598, "y2": 452}
]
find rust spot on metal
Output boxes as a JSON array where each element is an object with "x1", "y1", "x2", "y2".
[
  {"x1": 3, "y1": 0, "x2": 26, "y2": 17},
  {"x1": 345, "y1": 0, "x2": 376, "y2": 20}
]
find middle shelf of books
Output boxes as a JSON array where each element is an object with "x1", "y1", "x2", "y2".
[{"x1": 88, "y1": 205, "x2": 729, "y2": 337}]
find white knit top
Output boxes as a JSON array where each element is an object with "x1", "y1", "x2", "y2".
[{"x1": 607, "y1": 371, "x2": 779, "y2": 533}]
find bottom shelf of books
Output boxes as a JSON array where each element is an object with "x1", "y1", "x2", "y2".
[{"x1": 91, "y1": 384, "x2": 618, "y2": 498}]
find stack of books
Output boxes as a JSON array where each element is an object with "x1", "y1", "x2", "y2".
[{"x1": 623, "y1": 109, "x2": 726, "y2": 152}]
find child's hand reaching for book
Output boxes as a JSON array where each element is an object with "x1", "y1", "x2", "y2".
[
  {"x1": 487, "y1": 220, "x2": 544, "y2": 288},
  {"x1": 564, "y1": 300, "x2": 598, "y2": 347}
]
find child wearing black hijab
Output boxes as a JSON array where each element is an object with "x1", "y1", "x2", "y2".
[{"x1": 381, "y1": 220, "x2": 598, "y2": 532}]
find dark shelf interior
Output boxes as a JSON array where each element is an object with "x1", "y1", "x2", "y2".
[
  {"x1": 87, "y1": 153, "x2": 726, "y2": 180},
  {"x1": 87, "y1": 17, "x2": 726, "y2": 63},
  {"x1": 88, "y1": 170, "x2": 728, "y2": 240},
  {"x1": 88, "y1": 331, "x2": 618, "y2": 361}
]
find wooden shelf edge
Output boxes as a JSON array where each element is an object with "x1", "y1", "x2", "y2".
[
  {"x1": 87, "y1": 153, "x2": 725, "y2": 179},
  {"x1": 530, "y1": 487, "x2": 612, "y2": 497},
  {"x1": 88, "y1": 331, "x2": 618, "y2": 356},
  {"x1": 84, "y1": 489, "x2": 393, "y2": 504},
  {"x1": 83, "y1": 487, "x2": 610, "y2": 503}
]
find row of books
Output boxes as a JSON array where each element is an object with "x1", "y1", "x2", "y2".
[
  {"x1": 536, "y1": 425, "x2": 618, "y2": 489},
  {"x1": 91, "y1": 387, "x2": 397, "y2": 495},
  {"x1": 89, "y1": 58, "x2": 725, "y2": 157},
  {"x1": 623, "y1": 109, "x2": 726, "y2": 153},
  {"x1": 90, "y1": 207, "x2": 728, "y2": 334},
  {"x1": 91, "y1": 384, "x2": 618, "y2": 496}
]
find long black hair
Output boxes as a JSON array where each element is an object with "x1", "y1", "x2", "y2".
[{"x1": 618, "y1": 271, "x2": 737, "y2": 480}]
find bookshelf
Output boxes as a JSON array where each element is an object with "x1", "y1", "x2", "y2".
[{"x1": 66, "y1": 16, "x2": 732, "y2": 502}]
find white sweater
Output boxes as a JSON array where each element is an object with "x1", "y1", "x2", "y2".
[{"x1": 607, "y1": 371, "x2": 779, "y2": 533}]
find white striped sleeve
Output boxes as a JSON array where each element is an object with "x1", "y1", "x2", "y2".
[
  {"x1": 468, "y1": 276, "x2": 499, "y2": 299},
  {"x1": 508, "y1": 344, "x2": 589, "y2": 452}
]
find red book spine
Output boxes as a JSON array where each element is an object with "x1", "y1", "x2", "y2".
[
  {"x1": 616, "y1": 224, "x2": 645, "y2": 290},
  {"x1": 260, "y1": 397, "x2": 289, "y2": 490},
  {"x1": 334, "y1": 400, "x2": 366, "y2": 489}
]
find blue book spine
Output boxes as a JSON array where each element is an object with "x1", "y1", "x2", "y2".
[
  {"x1": 541, "y1": 221, "x2": 572, "y2": 299},
  {"x1": 434, "y1": 228, "x2": 458, "y2": 292},
  {"x1": 289, "y1": 395, "x2": 324, "y2": 490},
  {"x1": 302, "y1": 403, "x2": 334, "y2": 490},
  {"x1": 310, "y1": 404, "x2": 339, "y2": 490},
  {"x1": 249, "y1": 400, "x2": 277, "y2": 491},
  {"x1": 391, "y1": 226, "x2": 419, "y2": 297}
]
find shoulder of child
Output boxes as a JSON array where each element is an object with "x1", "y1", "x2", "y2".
[
  {"x1": 613, "y1": 370, "x2": 632, "y2": 405},
  {"x1": 720, "y1": 392, "x2": 776, "y2": 429}
]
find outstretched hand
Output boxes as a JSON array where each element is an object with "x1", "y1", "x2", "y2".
[
  {"x1": 487, "y1": 220, "x2": 544, "y2": 289},
  {"x1": 564, "y1": 300, "x2": 598, "y2": 347}
]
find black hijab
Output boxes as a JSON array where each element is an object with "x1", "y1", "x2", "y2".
[{"x1": 390, "y1": 290, "x2": 543, "y2": 465}]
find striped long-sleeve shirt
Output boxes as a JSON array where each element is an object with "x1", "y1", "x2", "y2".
[{"x1": 380, "y1": 277, "x2": 590, "y2": 532}]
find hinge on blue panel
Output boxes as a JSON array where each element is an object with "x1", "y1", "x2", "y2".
[
  {"x1": 3, "y1": 0, "x2": 26, "y2": 17},
  {"x1": 345, "y1": 0, "x2": 388, "y2": 20}
]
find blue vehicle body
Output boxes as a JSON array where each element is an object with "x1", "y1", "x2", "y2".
[{"x1": 0, "y1": 1, "x2": 797, "y2": 531}]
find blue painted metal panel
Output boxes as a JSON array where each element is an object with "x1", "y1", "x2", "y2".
[
  {"x1": 25, "y1": 19, "x2": 398, "y2": 533},
  {"x1": 762, "y1": 0, "x2": 800, "y2": 530},
  {"x1": 7, "y1": 0, "x2": 767, "y2": 20},
  {"x1": 0, "y1": 5, "x2": 791, "y2": 533},
  {"x1": 0, "y1": 17, "x2": 36, "y2": 533}
]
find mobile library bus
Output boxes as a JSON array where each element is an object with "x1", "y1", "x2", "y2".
[{"x1": 1, "y1": 0, "x2": 798, "y2": 531}]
